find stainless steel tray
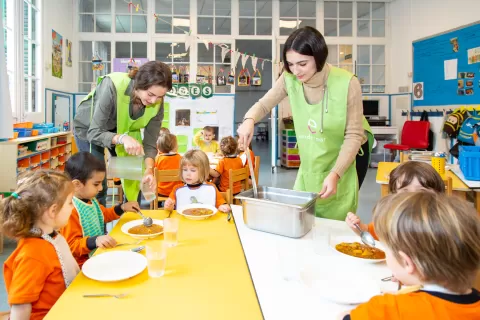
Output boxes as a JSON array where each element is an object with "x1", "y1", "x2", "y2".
[{"x1": 235, "y1": 186, "x2": 318, "y2": 238}]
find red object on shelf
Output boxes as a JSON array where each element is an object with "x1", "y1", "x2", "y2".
[{"x1": 384, "y1": 121, "x2": 430, "y2": 157}]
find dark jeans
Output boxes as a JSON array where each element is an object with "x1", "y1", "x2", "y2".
[
  {"x1": 356, "y1": 141, "x2": 370, "y2": 189},
  {"x1": 74, "y1": 136, "x2": 117, "y2": 206}
]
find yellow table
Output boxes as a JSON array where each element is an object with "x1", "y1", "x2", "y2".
[
  {"x1": 375, "y1": 162, "x2": 480, "y2": 215},
  {"x1": 45, "y1": 210, "x2": 263, "y2": 320}
]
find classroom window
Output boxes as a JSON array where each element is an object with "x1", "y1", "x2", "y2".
[
  {"x1": 155, "y1": 0, "x2": 190, "y2": 34},
  {"x1": 79, "y1": 0, "x2": 112, "y2": 33},
  {"x1": 324, "y1": 1, "x2": 352, "y2": 37},
  {"x1": 280, "y1": 0, "x2": 315, "y2": 36},
  {"x1": 198, "y1": 0, "x2": 231, "y2": 35},
  {"x1": 326, "y1": 44, "x2": 353, "y2": 73},
  {"x1": 78, "y1": 41, "x2": 111, "y2": 92},
  {"x1": 357, "y1": 45, "x2": 385, "y2": 93},
  {"x1": 155, "y1": 42, "x2": 190, "y2": 65},
  {"x1": 23, "y1": 0, "x2": 40, "y2": 113},
  {"x1": 239, "y1": 0, "x2": 272, "y2": 36},
  {"x1": 115, "y1": 0, "x2": 148, "y2": 33},
  {"x1": 357, "y1": 1, "x2": 385, "y2": 37},
  {"x1": 197, "y1": 42, "x2": 232, "y2": 93},
  {"x1": 2, "y1": 0, "x2": 15, "y2": 113}
]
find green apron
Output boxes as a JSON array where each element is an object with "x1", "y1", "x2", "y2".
[
  {"x1": 82, "y1": 73, "x2": 162, "y2": 201},
  {"x1": 285, "y1": 67, "x2": 364, "y2": 220},
  {"x1": 362, "y1": 117, "x2": 374, "y2": 164},
  {"x1": 72, "y1": 197, "x2": 104, "y2": 257}
]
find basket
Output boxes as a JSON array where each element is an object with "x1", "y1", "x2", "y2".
[{"x1": 459, "y1": 146, "x2": 480, "y2": 181}]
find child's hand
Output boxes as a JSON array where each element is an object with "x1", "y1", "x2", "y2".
[
  {"x1": 95, "y1": 235, "x2": 117, "y2": 249},
  {"x1": 218, "y1": 204, "x2": 231, "y2": 213},
  {"x1": 122, "y1": 201, "x2": 140, "y2": 213},
  {"x1": 164, "y1": 198, "x2": 175, "y2": 210},
  {"x1": 345, "y1": 212, "x2": 366, "y2": 235}
]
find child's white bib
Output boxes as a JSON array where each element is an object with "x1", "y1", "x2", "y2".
[{"x1": 175, "y1": 183, "x2": 217, "y2": 209}]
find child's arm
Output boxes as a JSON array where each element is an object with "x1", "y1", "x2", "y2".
[
  {"x1": 165, "y1": 188, "x2": 177, "y2": 210},
  {"x1": 214, "y1": 185, "x2": 230, "y2": 213},
  {"x1": 60, "y1": 211, "x2": 96, "y2": 257},
  {"x1": 210, "y1": 168, "x2": 220, "y2": 178},
  {"x1": 210, "y1": 160, "x2": 223, "y2": 178},
  {"x1": 193, "y1": 130, "x2": 203, "y2": 147},
  {"x1": 10, "y1": 303, "x2": 32, "y2": 320}
]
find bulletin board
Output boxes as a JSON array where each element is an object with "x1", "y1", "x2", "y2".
[
  {"x1": 164, "y1": 95, "x2": 235, "y2": 153},
  {"x1": 412, "y1": 21, "x2": 480, "y2": 107}
]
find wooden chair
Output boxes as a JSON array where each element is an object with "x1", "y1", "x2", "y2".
[
  {"x1": 107, "y1": 179, "x2": 123, "y2": 205},
  {"x1": 152, "y1": 169, "x2": 182, "y2": 210},
  {"x1": 229, "y1": 167, "x2": 250, "y2": 205},
  {"x1": 444, "y1": 177, "x2": 453, "y2": 196},
  {"x1": 220, "y1": 189, "x2": 232, "y2": 205}
]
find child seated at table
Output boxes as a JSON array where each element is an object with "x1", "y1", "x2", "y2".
[
  {"x1": 155, "y1": 133, "x2": 182, "y2": 198},
  {"x1": 346, "y1": 161, "x2": 445, "y2": 240},
  {"x1": 210, "y1": 136, "x2": 244, "y2": 195},
  {"x1": 164, "y1": 150, "x2": 230, "y2": 213},
  {"x1": 1, "y1": 170, "x2": 80, "y2": 320},
  {"x1": 194, "y1": 126, "x2": 219, "y2": 154},
  {"x1": 341, "y1": 192, "x2": 480, "y2": 320},
  {"x1": 61, "y1": 152, "x2": 139, "y2": 267}
]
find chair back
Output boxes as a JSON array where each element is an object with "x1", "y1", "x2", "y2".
[
  {"x1": 229, "y1": 167, "x2": 249, "y2": 204},
  {"x1": 155, "y1": 169, "x2": 181, "y2": 183},
  {"x1": 443, "y1": 177, "x2": 453, "y2": 196},
  {"x1": 401, "y1": 121, "x2": 430, "y2": 149}
]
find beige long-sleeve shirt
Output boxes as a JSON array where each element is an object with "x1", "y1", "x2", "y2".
[{"x1": 244, "y1": 64, "x2": 367, "y2": 177}]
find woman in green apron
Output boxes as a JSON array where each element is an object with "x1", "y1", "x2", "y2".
[
  {"x1": 238, "y1": 27, "x2": 373, "y2": 220},
  {"x1": 73, "y1": 61, "x2": 172, "y2": 205}
]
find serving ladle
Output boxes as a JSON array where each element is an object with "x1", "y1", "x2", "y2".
[{"x1": 133, "y1": 207, "x2": 153, "y2": 227}]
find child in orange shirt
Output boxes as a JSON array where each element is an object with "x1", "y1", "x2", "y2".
[
  {"x1": 210, "y1": 136, "x2": 244, "y2": 195},
  {"x1": 346, "y1": 161, "x2": 445, "y2": 240},
  {"x1": 61, "y1": 152, "x2": 138, "y2": 267},
  {"x1": 1, "y1": 170, "x2": 79, "y2": 320},
  {"x1": 341, "y1": 192, "x2": 480, "y2": 320},
  {"x1": 155, "y1": 133, "x2": 182, "y2": 198},
  {"x1": 164, "y1": 150, "x2": 230, "y2": 213}
]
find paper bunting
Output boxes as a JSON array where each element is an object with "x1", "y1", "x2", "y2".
[
  {"x1": 203, "y1": 40, "x2": 209, "y2": 50},
  {"x1": 250, "y1": 55, "x2": 258, "y2": 71},
  {"x1": 221, "y1": 47, "x2": 229, "y2": 63},
  {"x1": 232, "y1": 50, "x2": 241, "y2": 68},
  {"x1": 241, "y1": 53, "x2": 250, "y2": 69},
  {"x1": 261, "y1": 59, "x2": 265, "y2": 70},
  {"x1": 185, "y1": 33, "x2": 194, "y2": 52}
]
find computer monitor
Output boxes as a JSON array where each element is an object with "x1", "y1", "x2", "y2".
[{"x1": 363, "y1": 100, "x2": 379, "y2": 116}]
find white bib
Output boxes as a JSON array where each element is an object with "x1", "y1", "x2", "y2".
[{"x1": 176, "y1": 184, "x2": 217, "y2": 209}]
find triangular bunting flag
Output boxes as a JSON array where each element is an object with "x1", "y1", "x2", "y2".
[
  {"x1": 250, "y1": 56, "x2": 258, "y2": 71},
  {"x1": 203, "y1": 39, "x2": 209, "y2": 50},
  {"x1": 221, "y1": 47, "x2": 229, "y2": 63},
  {"x1": 261, "y1": 59, "x2": 265, "y2": 70},
  {"x1": 241, "y1": 53, "x2": 249, "y2": 69},
  {"x1": 232, "y1": 50, "x2": 241, "y2": 68}
]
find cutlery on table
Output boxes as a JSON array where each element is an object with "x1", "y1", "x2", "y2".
[
  {"x1": 354, "y1": 223, "x2": 376, "y2": 247},
  {"x1": 131, "y1": 246, "x2": 145, "y2": 253},
  {"x1": 133, "y1": 207, "x2": 153, "y2": 227},
  {"x1": 83, "y1": 294, "x2": 128, "y2": 299},
  {"x1": 115, "y1": 240, "x2": 141, "y2": 247}
]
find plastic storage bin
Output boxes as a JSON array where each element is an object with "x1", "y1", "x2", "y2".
[
  {"x1": 459, "y1": 146, "x2": 480, "y2": 181},
  {"x1": 13, "y1": 128, "x2": 32, "y2": 137}
]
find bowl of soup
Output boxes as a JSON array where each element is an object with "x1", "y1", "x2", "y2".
[{"x1": 121, "y1": 219, "x2": 164, "y2": 239}]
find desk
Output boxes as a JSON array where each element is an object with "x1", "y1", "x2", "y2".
[
  {"x1": 45, "y1": 209, "x2": 263, "y2": 320},
  {"x1": 375, "y1": 162, "x2": 480, "y2": 214}
]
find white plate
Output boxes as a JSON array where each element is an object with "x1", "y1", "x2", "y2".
[
  {"x1": 301, "y1": 264, "x2": 382, "y2": 305},
  {"x1": 329, "y1": 235, "x2": 386, "y2": 263},
  {"x1": 177, "y1": 204, "x2": 218, "y2": 220},
  {"x1": 121, "y1": 219, "x2": 164, "y2": 239},
  {"x1": 82, "y1": 251, "x2": 147, "y2": 282}
]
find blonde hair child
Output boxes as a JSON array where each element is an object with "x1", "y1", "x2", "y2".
[
  {"x1": 343, "y1": 192, "x2": 480, "y2": 320},
  {"x1": 164, "y1": 150, "x2": 230, "y2": 213},
  {"x1": 1, "y1": 170, "x2": 80, "y2": 320}
]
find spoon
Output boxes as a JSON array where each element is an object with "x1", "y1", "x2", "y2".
[
  {"x1": 354, "y1": 224, "x2": 376, "y2": 247},
  {"x1": 246, "y1": 147, "x2": 258, "y2": 198},
  {"x1": 133, "y1": 207, "x2": 153, "y2": 227}
]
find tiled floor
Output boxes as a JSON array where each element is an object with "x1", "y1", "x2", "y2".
[{"x1": 0, "y1": 140, "x2": 381, "y2": 310}]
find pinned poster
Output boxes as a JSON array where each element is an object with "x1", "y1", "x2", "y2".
[{"x1": 444, "y1": 59, "x2": 457, "y2": 80}]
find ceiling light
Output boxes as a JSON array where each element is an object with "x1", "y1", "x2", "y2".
[
  {"x1": 279, "y1": 20, "x2": 301, "y2": 29},
  {"x1": 340, "y1": 52, "x2": 344, "y2": 55}
]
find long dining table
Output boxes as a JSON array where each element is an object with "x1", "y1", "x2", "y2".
[{"x1": 46, "y1": 206, "x2": 391, "y2": 320}]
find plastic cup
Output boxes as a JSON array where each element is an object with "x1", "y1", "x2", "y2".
[
  {"x1": 141, "y1": 181, "x2": 157, "y2": 202},
  {"x1": 164, "y1": 218, "x2": 179, "y2": 247},
  {"x1": 146, "y1": 241, "x2": 167, "y2": 278}
]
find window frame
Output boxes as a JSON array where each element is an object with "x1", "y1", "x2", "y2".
[
  {"x1": 238, "y1": 0, "x2": 273, "y2": 36},
  {"x1": 79, "y1": 0, "x2": 113, "y2": 33},
  {"x1": 279, "y1": 0, "x2": 317, "y2": 36},
  {"x1": 198, "y1": 0, "x2": 232, "y2": 35}
]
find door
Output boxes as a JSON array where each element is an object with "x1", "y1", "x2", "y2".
[{"x1": 52, "y1": 94, "x2": 71, "y2": 129}]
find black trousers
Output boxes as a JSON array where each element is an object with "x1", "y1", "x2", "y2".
[{"x1": 356, "y1": 141, "x2": 370, "y2": 189}]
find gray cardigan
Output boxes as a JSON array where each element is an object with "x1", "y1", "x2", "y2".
[{"x1": 73, "y1": 77, "x2": 163, "y2": 160}]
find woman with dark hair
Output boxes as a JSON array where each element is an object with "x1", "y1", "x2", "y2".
[
  {"x1": 73, "y1": 61, "x2": 173, "y2": 204},
  {"x1": 237, "y1": 27, "x2": 373, "y2": 220}
]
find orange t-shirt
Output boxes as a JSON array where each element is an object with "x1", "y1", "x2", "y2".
[
  {"x1": 367, "y1": 222, "x2": 379, "y2": 240},
  {"x1": 169, "y1": 182, "x2": 226, "y2": 209},
  {"x1": 4, "y1": 237, "x2": 67, "y2": 320},
  {"x1": 155, "y1": 153, "x2": 182, "y2": 196},
  {"x1": 239, "y1": 150, "x2": 255, "y2": 168},
  {"x1": 60, "y1": 202, "x2": 120, "y2": 267},
  {"x1": 214, "y1": 156, "x2": 244, "y2": 194},
  {"x1": 349, "y1": 289, "x2": 480, "y2": 320}
]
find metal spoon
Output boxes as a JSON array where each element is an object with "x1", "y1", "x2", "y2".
[
  {"x1": 83, "y1": 293, "x2": 128, "y2": 299},
  {"x1": 354, "y1": 224, "x2": 376, "y2": 247},
  {"x1": 246, "y1": 147, "x2": 258, "y2": 198},
  {"x1": 133, "y1": 207, "x2": 153, "y2": 227}
]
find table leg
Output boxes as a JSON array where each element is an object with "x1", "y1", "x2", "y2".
[
  {"x1": 452, "y1": 191, "x2": 467, "y2": 200},
  {"x1": 380, "y1": 184, "x2": 389, "y2": 198},
  {"x1": 476, "y1": 192, "x2": 480, "y2": 216}
]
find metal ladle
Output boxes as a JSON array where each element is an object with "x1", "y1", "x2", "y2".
[
  {"x1": 354, "y1": 224, "x2": 376, "y2": 247},
  {"x1": 133, "y1": 207, "x2": 153, "y2": 227},
  {"x1": 246, "y1": 147, "x2": 258, "y2": 198}
]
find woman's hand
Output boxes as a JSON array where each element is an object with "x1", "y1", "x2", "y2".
[
  {"x1": 122, "y1": 135, "x2": 145, "y2": 156},
  {"x1": 319, "y1": 172, "x2": 339, "y2": 199},
  {"x1": 237, "y1": 118, "x2": 255, "y2": 149}
]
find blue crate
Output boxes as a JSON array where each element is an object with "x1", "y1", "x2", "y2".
[
  {"x1": 459, "y1": 146, "x2": 480, "y2": 181},
  {"x1": 33, "y1": 123, "x2": 54, "y2": 129},
  {"x1": 13, "y1": 128, "x2": 32, "y2": 137}
]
